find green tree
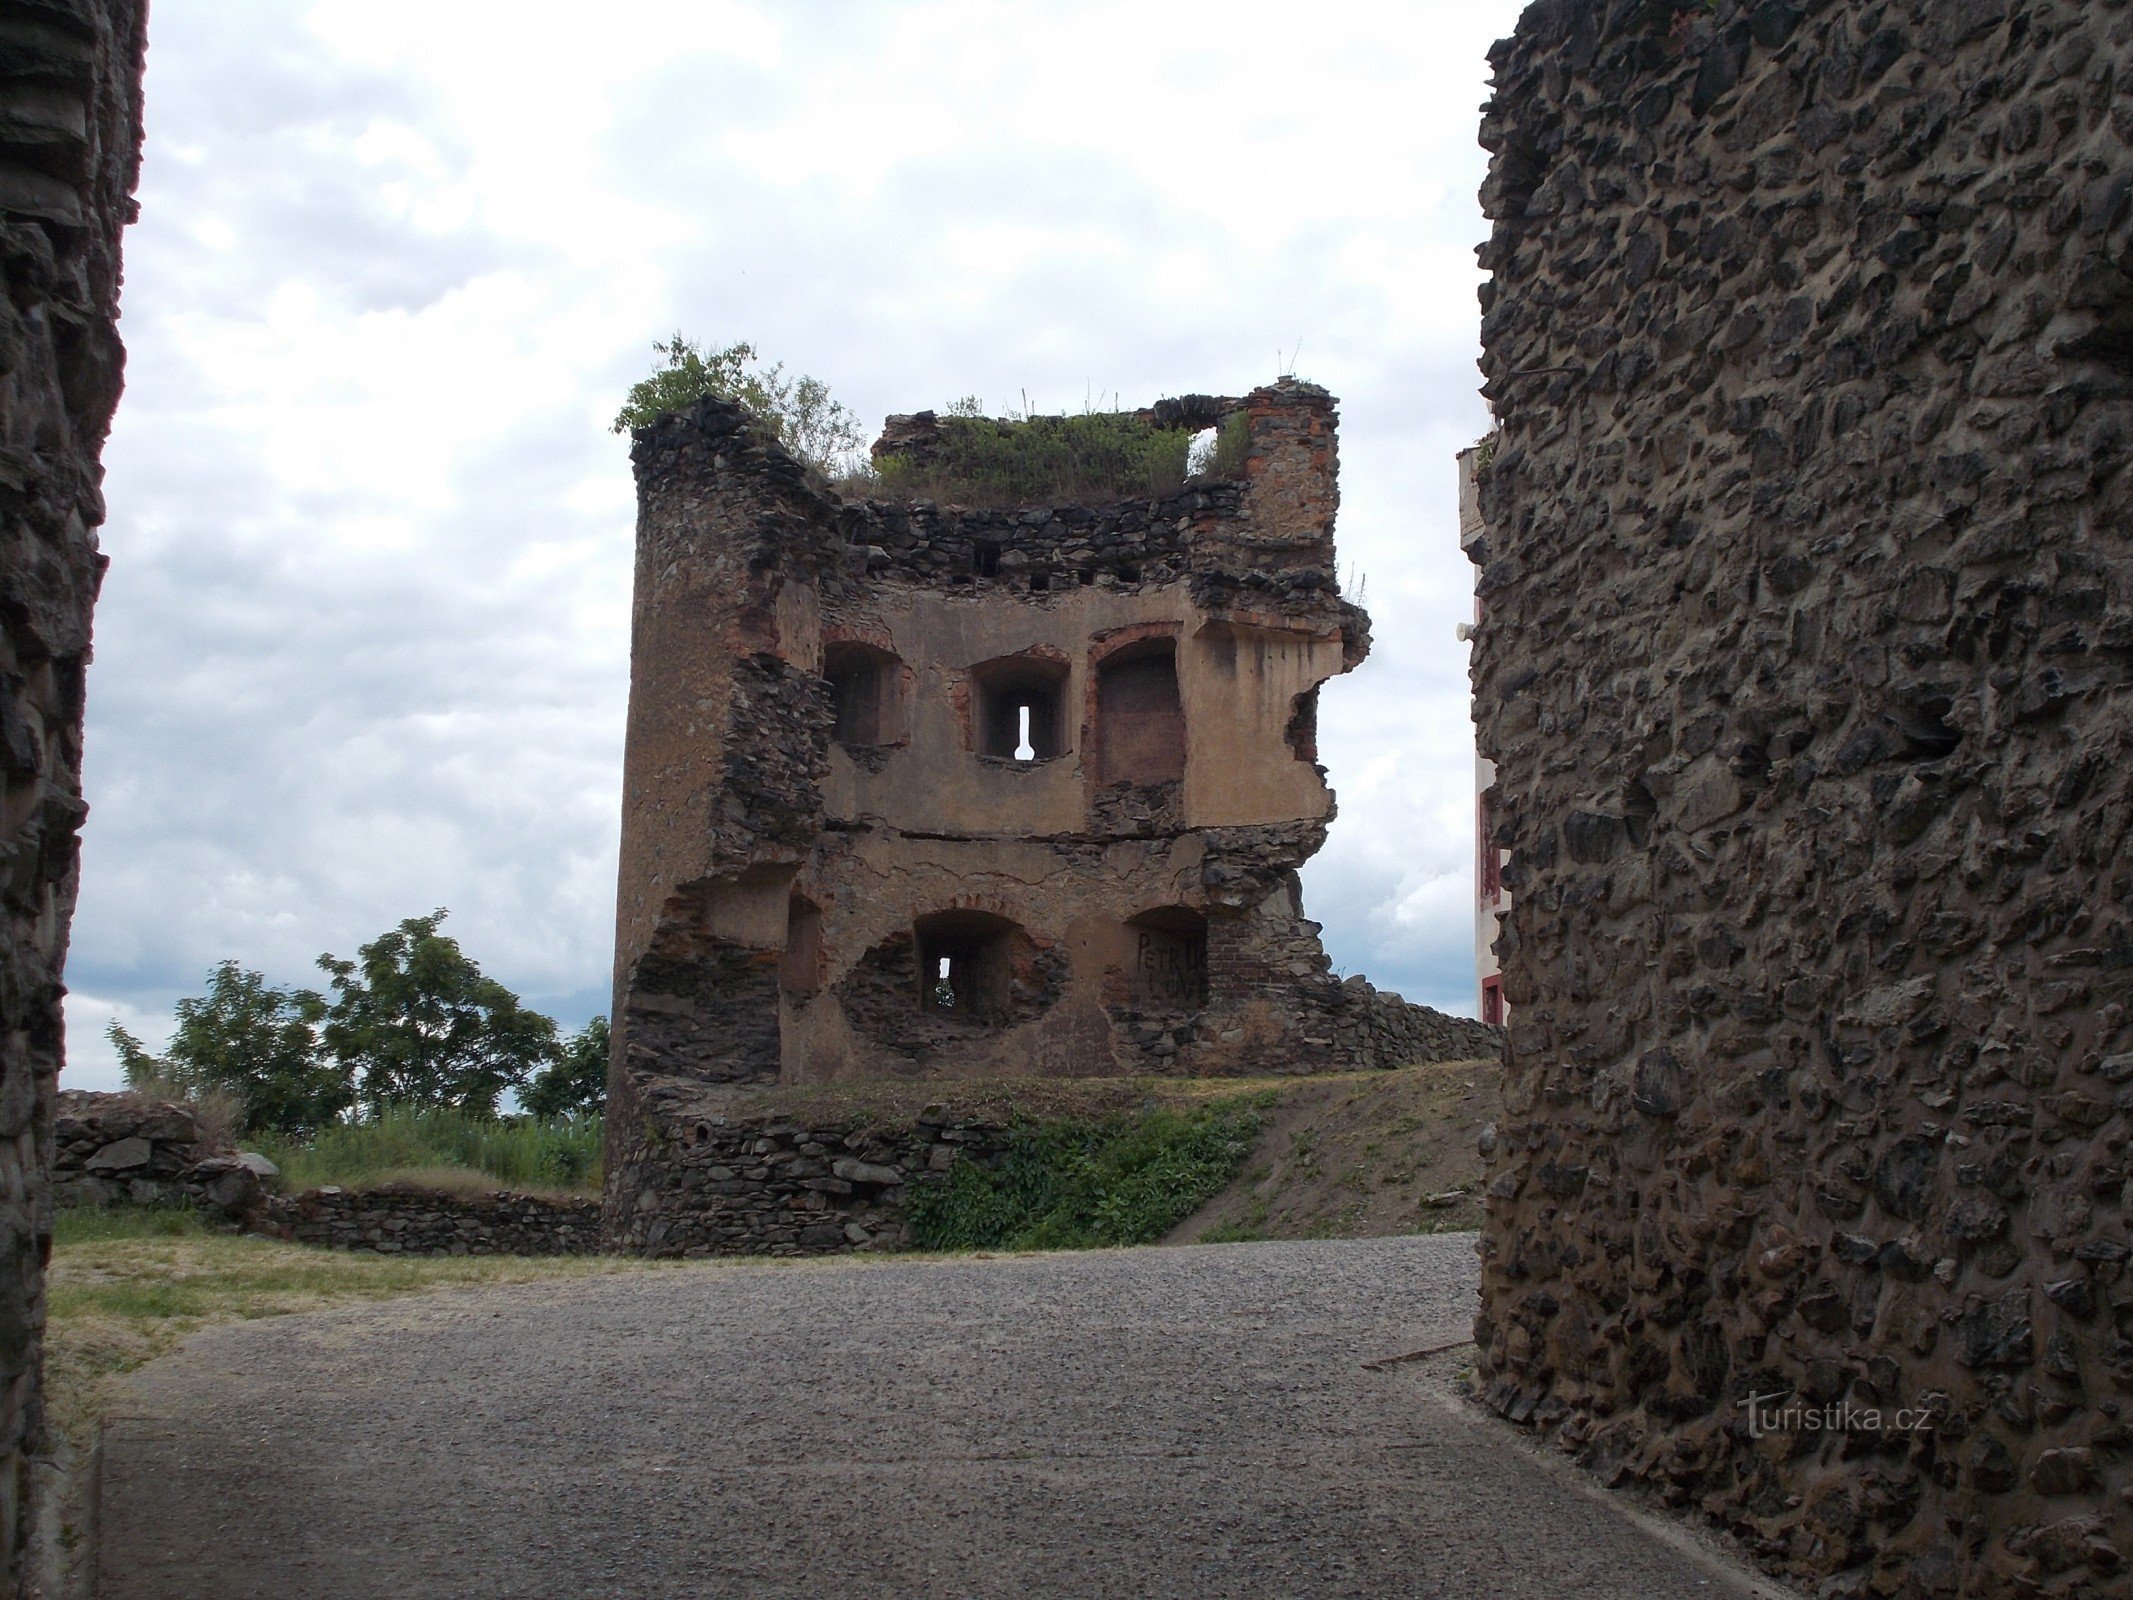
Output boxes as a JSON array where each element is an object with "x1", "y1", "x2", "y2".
[
  {"x1": 107, "y1": 964, "x2": 354, "y2": 1139},
  {"x1": 520, "y1": 1014, "x2": 609, "y2": 1120},
  {"x1": 318, "y1": 911, "x2": 558, "y2": 1118},
  {"x1": 610, "y1": 334, "x2": 864, "y2": 474},
  {"x1": 107, "y1": 1020, "x2": 166, "y2": 1089}
]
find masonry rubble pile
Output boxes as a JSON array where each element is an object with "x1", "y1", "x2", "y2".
[
  {"x1": 1469, "y1": 2, "x2": 2133, "y2": 1596},
  {"x1": 51, "y1": 1092, "x2": 269, "y2": 1218}
]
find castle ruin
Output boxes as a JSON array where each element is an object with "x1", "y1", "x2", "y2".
[{"x1": 603, "y1": 382, "x2": 1496, "y2": 1250}]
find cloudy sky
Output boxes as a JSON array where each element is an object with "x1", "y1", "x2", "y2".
[{"x1": 67, "y1": 0, "x2": 1525, "y2": 1091}]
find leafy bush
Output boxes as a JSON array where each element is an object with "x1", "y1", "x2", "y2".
[
  {"x1": 611, "y1": 334, "x2": 863, "y2": 474},
  {"x1": 521, "y1": 1016, "x2": 609, "y2": 1120},
  {"x1": 254, "y1": 1105, "x2": 603, "y2": 1195},
  {"x1": 876, "y1": 408, "x2": 1197, "y2": 508},
  {"x1": 1203, "y1": 411, "x2": 1251, "y2": 479},
  {"x1": 907, "y1": 1100, "x2": 1265, "y2": 1251},
  {"x1": 109, "y1": 963, "x2": 348, "y2": 1139}
]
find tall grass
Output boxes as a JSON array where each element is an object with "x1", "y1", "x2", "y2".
[
  {"x1": 254, "y1": 1106, "x2": 603, "y2": 1196},
  {"x1": 908, "y1": 1099, "x2": 1266, "y2": 1251}
]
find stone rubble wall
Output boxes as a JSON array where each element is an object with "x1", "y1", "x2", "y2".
[
  {"x1": 603, "y1": 1078, "x2": 1010, "y2": 1256},
  {"x1": 1471, "y1": 3, "x2": 2133, "y2": 1596},
  {"x1": 51, "y1": 1092, "x2": 265, "y2": 1219},
  {"x1": 259, "y1": 1186, "x2": 601, "y2": 1257},
  {"x1": 0, "y1": 3, "x2": 147, "y2": 1590}
]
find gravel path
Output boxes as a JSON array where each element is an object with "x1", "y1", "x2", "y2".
[{"x1": 102, "y1": 1236, "x2": 1779, "y2": 1599}]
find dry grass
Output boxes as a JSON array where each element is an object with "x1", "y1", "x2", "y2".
[
  {"x1": 43, "y1": 1208, "x2": 668, "y2": 1449},
  {"x1": 722, "y1": 1071, "x2": 1329, "y2": 1130}
]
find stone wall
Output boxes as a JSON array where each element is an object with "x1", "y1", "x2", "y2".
[
  {"x1": 52, "y1": 1092, "x2": 267, "y2": 1219},
  {"x1": 0, "y1": 3, "x2": 145, "y2": 1592},
  {"x1": 1470, "y1": 2, "x2": 2132, "y2": 1595},
  {"x1": 605, "y1": 1087, "x2": 1008, "y2": 1256},
  {"x1": 260, "y1": 1186, "x2": 601, "y2": 1257}
]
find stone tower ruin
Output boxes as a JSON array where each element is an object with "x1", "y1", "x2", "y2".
[{"x1": 603, "y1": 381, "x2": 1494, "y2": 1244}]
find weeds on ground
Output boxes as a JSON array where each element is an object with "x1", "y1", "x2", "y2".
[
  {"x1": 252, "y1": 1105, "x2": 602, "y2": 1196},
  {"x1": 1201, "y1": 1197, "x2": 1273, "y2": 1244},
  {"x1": 908, "y1": 1100, "x2": 1266, "y2": 1251},
  {"x1": 43, "y1": 1207, "x2": 659, "y2": 1449}
]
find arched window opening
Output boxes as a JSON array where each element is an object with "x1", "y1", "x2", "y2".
[
  {"x1": 914, "y1": 909, "x2": 1019, "y2": 1023},
  {"x1": 1125, "y1": 906, "x2": 1208, "y2": 1010},
  {"x1": 1096, "y1": 639, "x2": 1185, "y2": 785},
  {"x1": 824, "y1": 641, "x2": 904, "y2": 749},
  {"x1": 971, "y1": 655, "x2": 1068, "y2": 761}
]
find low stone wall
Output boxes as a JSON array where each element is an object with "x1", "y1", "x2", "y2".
[
  {"x1": 260, "y1": 1186, "x2": 601, "y2": 1256},
  {"x1": 606, "y1": 1081, "x2": 1009, "y2": 1256},
  {"x1": 1337, "y1": 979, "x2": 1500, "y2": 1068},
  {"x1": 53, "y1": 1091, "x2": 267, "y2": 1219}
]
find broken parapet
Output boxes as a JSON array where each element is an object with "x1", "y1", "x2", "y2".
[{"x1": 605, "y1": 380, "x2": 1498, "y2": 1248}]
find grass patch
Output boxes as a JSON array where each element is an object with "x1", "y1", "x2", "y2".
[
  {"x1": 254, "y1": 1105, "x2": 602, "y2": 1196},
  {"x1": 43, "y1": 1206, "x2": 661, "y2": 1450},
  {"x1": 907, "y1": 1098, "x2": 1267, "y2": 1251},
  {"x1": 1201, "y1": 1197, "x2": 1272, "y2": 1244},
  {"x1": 876, "y1": 410, "x2": 1196, "y2": 507}
]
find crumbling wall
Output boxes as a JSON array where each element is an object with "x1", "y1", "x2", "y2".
[
  {"x1": 1470, "y1": 3, "x2": 2133, "y2": 1594},
  {"x1": 610, "y1": 381, "x2": 1496, "y2": 1248},
  {"x1": 53, "y1": 1092, "x2": 266, "y2": 1219},
  {"x1": 0, "y1": 2, "x2": 145, "y2": 1589}
]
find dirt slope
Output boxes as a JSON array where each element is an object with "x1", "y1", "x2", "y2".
[{"x1": 1168, "y1": 1058, "x2": 1501, "y2": 1244}]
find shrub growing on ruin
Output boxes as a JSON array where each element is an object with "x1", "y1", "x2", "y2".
[
  {"x1": 611, "y1": 334, "x2": 864, "y2": 475},
  {"x1": 252, "y1": 1104, "x2": 603, "y2": 1194}
]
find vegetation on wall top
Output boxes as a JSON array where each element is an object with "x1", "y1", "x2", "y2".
[
  {"x1": 870, "y1": 397, "x2": 1250, "y2": 509},
  {"x1": 612, "y1": 334, "x2": 865, "y2": 476}
]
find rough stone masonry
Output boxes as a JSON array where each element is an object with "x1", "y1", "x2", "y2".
[
  {"x1": 1469, "y1": 2, "x2": 2132, "y2": 1595},
  {"x1": 604, "y1": 383, "x2": 1496, "y2": 1252},
  {"x1": 0, "y1": 1, "x2": 146, "y2": 1592}
]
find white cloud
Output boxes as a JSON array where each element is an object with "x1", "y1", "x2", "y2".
[{"x1": 68, "y1": 0, "x2": 1522, "y2": 1088}]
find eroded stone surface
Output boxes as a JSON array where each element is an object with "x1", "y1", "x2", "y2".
[
  {"x1": 0, "y1": 3, "x2": 146, "y2": 1587},
  {"x1": 1469, "y1": 3, "x2": 2133, "y2": 1595}
]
